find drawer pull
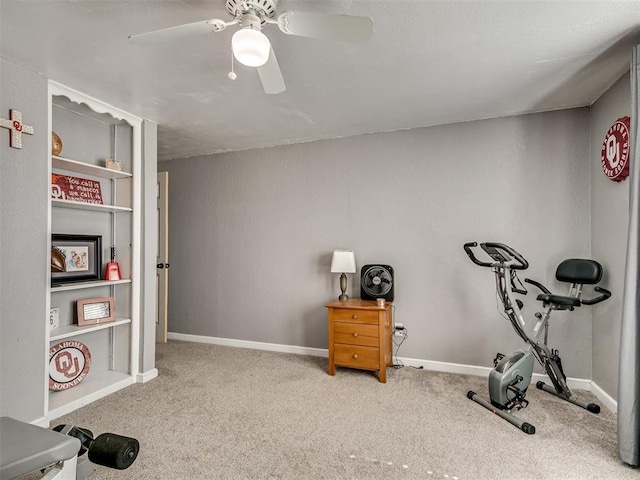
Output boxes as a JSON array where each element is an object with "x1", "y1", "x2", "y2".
[
  {"x1": 352, "y1": 332, "x2": 358, "y2": 338},
  {"x1": 352, "y1": 314, "x2": 358, "y2": 319},
  {"x1": 353, "y1": 354, "x2": 358, "y2": 359}
]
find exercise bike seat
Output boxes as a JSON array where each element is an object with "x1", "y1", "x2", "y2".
[
  {"x1": 555, "y1": 258, "x2": 603, "y2": 285},
  {"x1": 536, "y1": 259, "x2": 604, "y2": 309},
  {"x1": 535, "y1": 293, "x2": 581, "y2": 308}
]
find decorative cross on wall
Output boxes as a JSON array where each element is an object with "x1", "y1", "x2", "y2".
[{"x1": 0, "y1": 109, "x2": 34, "y2": 149}]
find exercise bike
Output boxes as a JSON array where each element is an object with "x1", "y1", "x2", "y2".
[{"x1": 463, "y1": 242, "x2": 611, "y2": 434}]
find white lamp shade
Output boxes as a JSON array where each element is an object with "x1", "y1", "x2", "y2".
[
  {"x1": 232, "y1": 28, "x2": 271, "y2": 67},
  {"x1": 331, "y1": 250, "x2": 356, "y2": 274}
]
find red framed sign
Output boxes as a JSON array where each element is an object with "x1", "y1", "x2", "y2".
[
  {"x1": 601, "y1": 116, "x2": 631, "y2": 182},
  {"x1": 51, "y1": 173, "x2": 104, "y2": 204}
]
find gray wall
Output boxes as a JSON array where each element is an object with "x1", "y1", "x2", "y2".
[
  {"x1": 591, "y1": 71, "x2": 631, "y2": 398},
  {"x1": 160, "y1": 108, "x2": 596, "y2": 378},
  {"x1": 0, "y1": 58, "x2": 49, "y2": 422}
]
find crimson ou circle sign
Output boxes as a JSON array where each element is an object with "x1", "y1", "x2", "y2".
[
  {"x1": 49, "y1": 340, "x2": 91, "y2": 391},
  {"x1": 601, "y1": 116, "x2": 631, "y2": 182}
]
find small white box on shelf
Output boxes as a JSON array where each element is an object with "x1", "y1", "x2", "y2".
[
  {"x1": 105, "y1": 158, "x2": 122, "y2": 171},
  {"x1": 49, "y1": 307, "x2": 60, "y2": 330}
]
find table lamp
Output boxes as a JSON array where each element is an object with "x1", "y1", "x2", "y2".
[{"x1": 331, "y1": 250, "x2": 356, "y2": 301}]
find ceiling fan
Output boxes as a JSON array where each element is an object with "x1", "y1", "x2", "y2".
[{"x1": 128, "y1": 0, "x2": 374, "y2": 95}]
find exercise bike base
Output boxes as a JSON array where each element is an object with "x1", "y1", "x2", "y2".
[
  {"x1": 535, "y1": 381, "x2": 601, "y2": 414},
  {"x1": 467, "y1": 391, "x2": 535, "y2": 435}
]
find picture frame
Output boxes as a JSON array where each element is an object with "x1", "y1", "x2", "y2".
[
  {"x1": 51, "y1": 234, "x2": 102, "y2": 285},
  {"x1": 77, "y1": 296, "x2": 115, "y2": 326}
]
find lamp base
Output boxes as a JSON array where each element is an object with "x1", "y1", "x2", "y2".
[{"x1": 338, "y1": 273, "x2": 349, "y2": 301}]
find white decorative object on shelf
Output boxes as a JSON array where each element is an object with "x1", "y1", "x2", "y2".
[
  {"x1": 105, "y1": 158, "x2": 122, "y2": 171},
  {"x1": 49, "y1": 307, "x2": 60, "y2": 330}
]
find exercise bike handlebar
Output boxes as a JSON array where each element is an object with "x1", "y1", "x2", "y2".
[
  {"x1": 463, "y1": 242, "x2": 493, "y2": 267},
  {"x1": 581, "y1": 286, "x2": 612, "y2": 305},
  {"x1": 524, "y1": 278, "x2": 551, "y2": 294},
  {"x1": 525, "y1": 278, "x2": 611, "y2": 305},
  {"x1": 463, "y1": 242, "x2": 529, "y2": 270}
]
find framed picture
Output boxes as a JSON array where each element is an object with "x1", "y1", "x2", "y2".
[
  {"x1": 51, "y1": 234, "x2": 102, "y2": 285},
  {"x1": 77, "y1": 296, "x2": 115, "y2": 326}
]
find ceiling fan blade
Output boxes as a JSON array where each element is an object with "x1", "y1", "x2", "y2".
[
  {"x1": 257, "y1": 49, "x2": 286, "y2": 95},
  {"x1": 277, "y1": 12, "x2": 374, "y2": 44},
  {"x1": 129, "y1": 19, "x2": 228, "y2": 46}
]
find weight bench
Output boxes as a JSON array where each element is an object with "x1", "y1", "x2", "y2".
[{"x1": 0, "y1": 416, "x2": 90, "y2": 480}]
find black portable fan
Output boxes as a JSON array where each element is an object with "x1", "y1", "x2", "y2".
[{"x1": 360, "y1": 264, "x2": 394, "y2": 302}]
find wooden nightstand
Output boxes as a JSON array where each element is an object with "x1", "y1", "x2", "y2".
[{"x1": 325, "y1": 298, "x2": 393, "y2": 383}]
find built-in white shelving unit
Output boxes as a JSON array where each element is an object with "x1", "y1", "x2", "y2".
[{"x1": 46, "y1": 81, "x2": 142, "y2": 421}]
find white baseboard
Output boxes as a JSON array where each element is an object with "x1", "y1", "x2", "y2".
[
  {"x1": 136, "y1": 368, "x2": 159, "y2": 383},
  {"x1": 391, "y1": 355, "x2": 592, "y2": 391},
  {"x1": 590, "y1": 380, "x2": 618, "y2": 413},
  {"x1": 167, "y1": 332, "x2": 614, "y2": 412},
  {"x1": 394, "y1": 356, "x2": 493, "y2": 377},
  {"x1": 168, "y1": 332, "x2": 328, "y2": 358}
]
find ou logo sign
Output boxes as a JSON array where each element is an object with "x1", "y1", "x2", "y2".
[
  {"x1": 601, "y1": 116, "x2": 631, "y2": 182},
  {"x1": 49, "y1": 341, "x2": 91, "y2": 391}
]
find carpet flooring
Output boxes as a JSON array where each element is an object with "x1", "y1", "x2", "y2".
[{"x1": 48, "y1": 341, "x2": 638, "y2": 479}]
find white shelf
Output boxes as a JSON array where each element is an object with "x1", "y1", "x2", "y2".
[
  {"x1": 48, "y1": 370, "x2": 134, "y2": 419},
  {"x1": 51, "y1": 279, "x2": 131, "y2": 292},
  {"x1": 52, "y1": 155, "x2": 132, "y2": 179},
  {"x1": 50, "y1": 318, "x2": 131, "y2": 341},
  {"x1": 52, "y1": 198, "x2": 132, "y2": 212}
]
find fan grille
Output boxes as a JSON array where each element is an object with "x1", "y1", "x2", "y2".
[{"x1": 362, "y1": 266, "x2": 393, "y2": 297}]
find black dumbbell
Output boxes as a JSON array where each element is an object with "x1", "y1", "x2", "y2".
[
  {"x1": 53, "y1": 425, "x2": 139, "y2": 470},
  {"x1": 88, "y1": 432, "x2": 139, "y2": 470}
]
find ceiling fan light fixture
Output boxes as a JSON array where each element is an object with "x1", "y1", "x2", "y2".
[{"x1": 232, "y1": 27, "x2": 271, "y2": 67}]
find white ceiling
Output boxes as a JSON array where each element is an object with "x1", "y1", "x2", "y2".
[{"x1": 2, "y1": 1, "x2": 640, "y2": 161}]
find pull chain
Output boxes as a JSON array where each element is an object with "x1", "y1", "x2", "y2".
[{"x1": 228, "y1": 47, "x2": 237, "y2": 80}]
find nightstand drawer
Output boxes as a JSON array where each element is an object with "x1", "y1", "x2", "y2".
[
  {"x1": 334, "y1": 322, "x2": 378, "y2": 347},
  {"x1": 334, "y1": 344, "x2": 379, "y2": 370},
  {"x1": 332, "y1": 309, "x2": 378, "y2": 324}
]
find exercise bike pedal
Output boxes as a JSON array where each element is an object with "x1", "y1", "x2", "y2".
[
  {"x1": 493, "y1": 352, "x2": 505, "y2": 367},
  {"x1": 511, "y1": 398, "x2": 529, "y2": 411}
]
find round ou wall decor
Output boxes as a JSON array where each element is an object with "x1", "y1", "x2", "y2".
[
  {"x1": 601, "y1": 116, "x2": 631, "y2": 182},
  {"x1": 49, "y1": 340, "x2": 91, "y2": 391}
]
